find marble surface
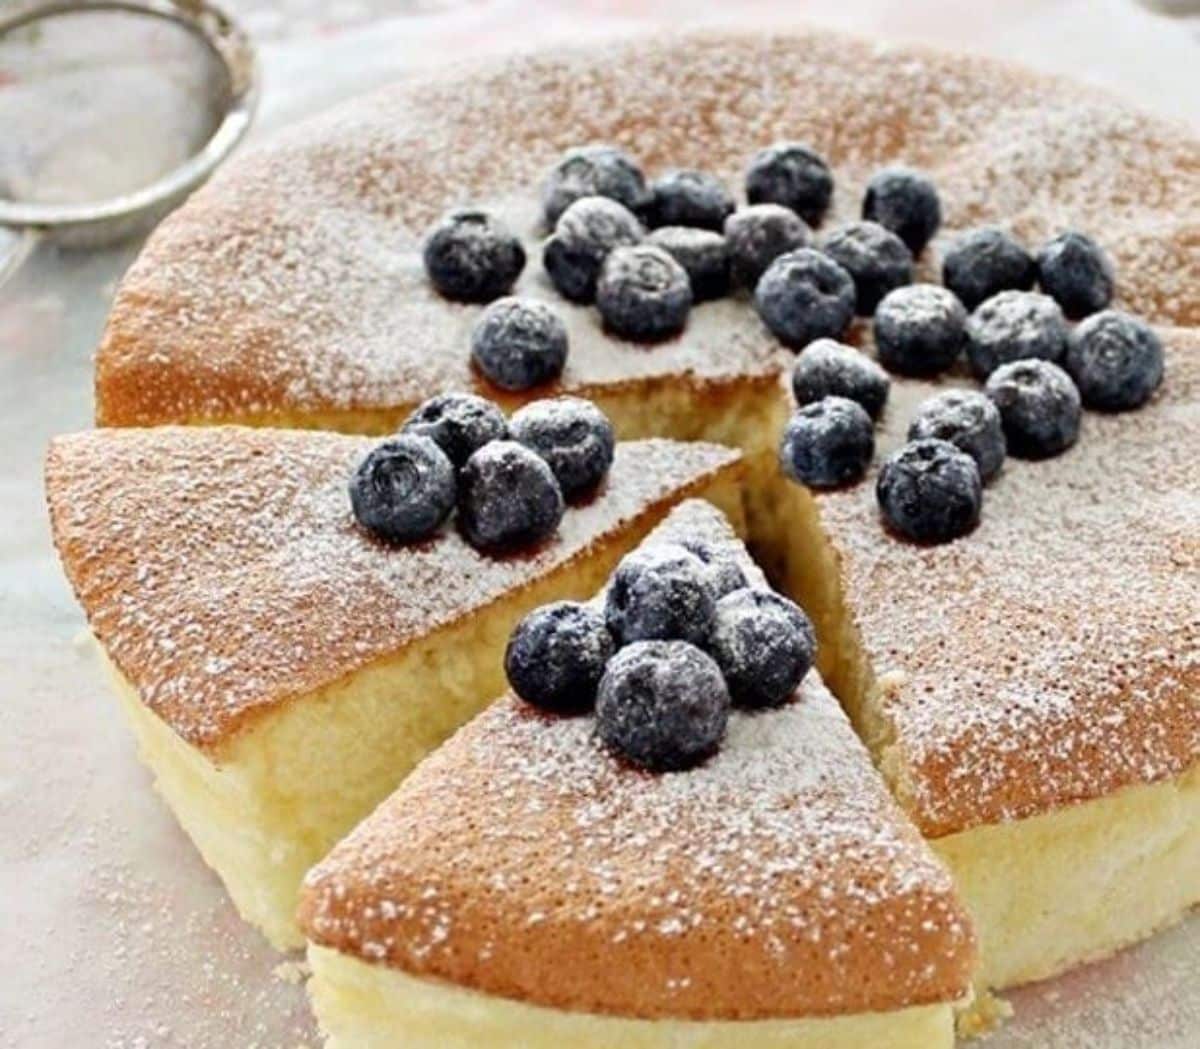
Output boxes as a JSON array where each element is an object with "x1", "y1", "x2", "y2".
[{"x1": 0, "y1": 3, "x2": 1196, "y2": 1046}]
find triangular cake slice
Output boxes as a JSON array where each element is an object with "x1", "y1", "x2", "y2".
[
  {"x1": 46, "y1": 426, "x2": 745, "y2": 949},
  {"x1": 300, "y1": 500, "x2": 977, "y2": 1048}
]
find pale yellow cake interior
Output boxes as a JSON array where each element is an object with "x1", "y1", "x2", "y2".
[
  {"x1": 102, "y1": 472, "x2": 745, "y2": 950},
  {"x1": 936, "y1": 760, "x2": 1200, "y2": 994},
  {"x1": 305, "y1": 944, "x2": 959, "y2": 1049}
]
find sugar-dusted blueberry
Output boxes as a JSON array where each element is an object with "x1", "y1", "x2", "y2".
[
  {"x1": 877, "y1": 438, "x2": 982, "y2": 544},
  {"x1": 457, "y1": 440, "x2": 564, "y2": 551},
  {"x1": 709, "y1": 588, "x2": 816, "y2": 709},
  {"x1": 1065, "y1": 309, "x2": 1164, "y2": 411},
  {"x1": 505, "y1": 601, "x2": 615, "y2": 714},
  {"x1": 984, "y1": 359, "x2": 1081, "y2": 459},
  {"x1": 677, "y1": 539, "x2": 748, "y2": 599},
  {"x1": 778, "y1": 396, "x2": 875, "y2": 489},
  {"x1": 605, "y1": 543, "x2": 718, "y2": 649},
  {"x1": 745, "y1": 142, "x2": 834, "y2": 226},
  {"x1": 543, "y1": 196, "x2": 643, "y2": 304},
  {"x1": 723, "y1": 204, "x2": 811, "y2": 289},
  {"x1": 510, "y1": 396, "x2": 615, "y2": 501},
  {"x1": 908, "y1": 389, "x2": 1006, "y2": 484},
  {"x1": 596, "y1": 640, "x2": 730, "y2": 772},
  {"x1": 349, "y1": 435, "x2": 456, "y2": 544},
  {"x1": 755, "y1": 248, "x2": 856, "y2": 350},
  {"x1": 873, "y1": 284, "x2": 967, "y2": 377},
  {"x1": 643, "y1": 169, "x2": 735, "y2": 232},
  {"x1": 821, "y1": 221, "x2": 914, "y2": 315},
  {"x1": 965, "y1": 290, "x2": 1068, "y2": 379},
  {"x1": 596, "y1": 244, "x2": 692, "y2": 342},
  {"x1": 400, "y1": 392, "x2": 509, "y2": 468},
  {"x1": 942, "y1": 227, "x2": 1036, "y2": 311},
  {"x1": 862, "y1": 166, "x2": 942, "y2": 255},
  {"x1": 646, "y1": 226, "x2": 730, "y2": 301},
  {"x1": 541, "y1": 144, "x2": 649, "y2": 228},
  {"x1": 792, "y1": 338, "x2": 890, "y2": 420},
  {"x1": 471, "y1": 297, "x2": 568, "y2": 392},
  {"x1": 1036, "y1": 231, "x2": 1114, "y2": 318},
  {"x1": 423, "y1": 209, "x2": 525, "y2": 303}
]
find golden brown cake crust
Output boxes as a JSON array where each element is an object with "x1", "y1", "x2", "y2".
[
  {"x1": 299, "y1": 501, "x2": 976, "y2": 1022},
  {"x1": 45, "y1": 428, "x2": 741, "y2": 751},
  {"x1": 820, "y1": 329, "x2": 1199, "y2": 838},
  {"x1": 95, "y1": 29, "x2": 1200, "y2": 428}
]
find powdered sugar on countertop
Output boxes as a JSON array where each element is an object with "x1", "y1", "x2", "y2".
[{"x1": 301, "y1": 501, "x2": 975, "y2": 1020}]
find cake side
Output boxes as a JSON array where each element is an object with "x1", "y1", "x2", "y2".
[
  {"x1": 306, "y1": 944, "x2": 958, "y2": 1049},
  {"x1": 300, "y1": 500, "x2": 977, "y2": 1022},
  {"x1": 94, "y1": 29, "x2": 1200, "y2": 428},
  {"x1": 45, "y1": 427, "x2": 742, "y2": 753},
  {"x1": 935, "y1": 759, "x2": 1200, "y2": 992}
]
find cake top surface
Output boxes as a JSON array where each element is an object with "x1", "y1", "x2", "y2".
[
  {"x1": 300, "y1": 499, "x2": 976, "y2": 1021},
  {"x1": 821, "y1": 328, "x2": 1199, "y2": 837},
  {"x1": 45, "y1": 427, "x2": 740, "y2": 750},
  {"x1": 95, "y1": 29, "x2": 1199, "y2": 428}
]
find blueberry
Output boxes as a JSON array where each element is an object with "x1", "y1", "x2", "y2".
[
  {"x1": 543, "y1": 196, "x2": 643, "y2": 304},
  {"x1": 792, "y1": 339, "x2": 890, "y2": 420},
  {"x1": 1065, "y1": 309, "x2": 1164, "y2": 411},
  {"x1": 942, "y1": 227, "x2": 1036, "y2": 311},
  {"x1": 646, "y1": 226, "x2": 730, "y2": 301},
  {"x1": 596, "y1": 640, "x2": 730, "y2": 772},
  {"x1": 349, "y1": 435, "x2": 456, "y2": 544},
  {"x1": 723, "y1": 204, "x2": 811, "y2": 289},
  {"x1": 400, "y1": 392, "x2": 510, "y2": 468},
  {"x1": 709, "y1": 588, "x2": 816, "y2": 709},
  {"x1": 505, "y1": 601, "x2": 615, "y2": 714},
  {"x1": 596, "y1": 244, "x2": 692, "y2": 342},
  {"x1": 908, "y1": 389, "x2": 1006, "y2": 484},
  {"x1": 457, "y1": 440, "x2": 565, "y2": 551},
  {"x1": 643, "y1": 170, "x2": 735, "y2": 231},
  {"x1": 821, "y1": 221, "x2": 914, "y2": 315},
  {"x1": 1036, "y1": 232, "x2": 1114, "y2": 318},
  {"x1": 755, "y1": 248, "x2": 856, "y2": 350},
  {"x1": 509, "y1": 396, "x2": 615, "y2": 500},
  {"x1": 873, "y1": 284, "x2": 967, "y2": 377},
  {"x1": 423, "y1": 209, "x2": 526, "y2": 303},
  {"x1": 745, "y1": 142, "x2": 834, "y2": 226},
  {"x1": 965, "y1": 290, "x2": 1068, "y2": 379},
  {"x1": 778, "y1": 396, "x2": 875, "y2": 489},
  {"x1": 605, "y1": 543, "x2": 718, "y2": 648},
  {"x1": 984, "y1": 359, "x2": 1081, "y2": 459},
  {"x1": 541, "y1": 144, "x2": 649, "y2": 228},
  {"x1": 471, "y1": 297, "x2": 568, "y2": 392},
  {"x1": 677, "y1": 539, "x2": 749, "y2": 598},
  {"x1": 877, "y1": 438, "x2": 982, "y2": 544},
  {"x1": 862, "y1": 166, "x2": 942, "y2": 255}
]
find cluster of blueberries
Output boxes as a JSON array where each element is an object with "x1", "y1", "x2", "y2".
[
  {"x1": 349, "y1": 393, "x2": 615, "y2": 553},
  {"x1": 779, "y1": 218, "x2": 1163, "y2": 542},
  {"x1": 422, "y1": 140, "x2": 1164, "y2": 546},
  {"x1": 505, "y1": 540, "x2": 817, "y2": 772}
]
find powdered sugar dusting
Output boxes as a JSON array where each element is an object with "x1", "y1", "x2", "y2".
[
  {"x1": 98, "y1": 30, "x2": 1199, "y2": 426},
  {"x1": 817, "y1": 328, "x2": 1200, "y2": 836},
  {"x1": 301, "y1": 501, "x2": 975, "y2": 1020},
  {"x1": 45, "y1": 428, "x2": 739, "y2": 748}
]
